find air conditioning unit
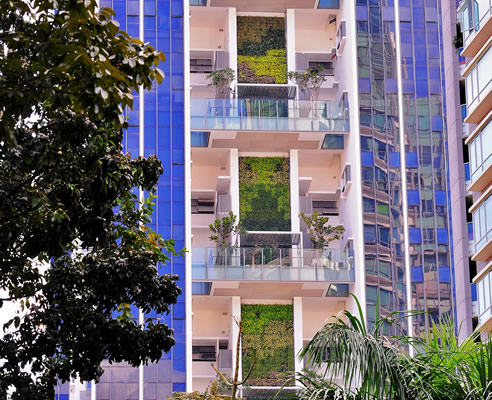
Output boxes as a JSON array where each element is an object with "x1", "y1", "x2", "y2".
[
  {"x1": 341, "y1": 164, "x2": 352, "y2": 197},
  {"x1": 336, "y1": 20, "x2": 347, "y2": 56}
]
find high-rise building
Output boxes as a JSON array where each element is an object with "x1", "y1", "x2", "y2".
[
  {"x1": 55, "y1": 0, "x2": 481, "y2": 398},
  {"x1": 447, "y1": 0, "x2": 491, "y2": 340}
]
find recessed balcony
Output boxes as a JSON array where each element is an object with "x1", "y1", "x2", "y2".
[
  {"x1": 190, "y1": 97, "x2": 349, "y2": 132},
  {"x1": 191, "y1": 247, "x2": 354, "y2": 282}
]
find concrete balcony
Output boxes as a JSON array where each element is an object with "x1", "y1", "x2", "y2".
[
  {"x1": 463, "y1": 41, "x2": 491, "y2": 124},
  {"x1": 192, "y1": 247, "x2": 354, "y2": 282},
  {"x1": 190, "y1": 97, "x2": 349, "y2": 132},
  {"x1": 460, "y1": 0, "x2": 492, "y2": 58},
  {"x1": 474, "y1": 261, "x2": 492, "y2": 332}
]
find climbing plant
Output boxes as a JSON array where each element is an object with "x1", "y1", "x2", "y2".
[
  {"x1": 239, "y1": 157, "x2": 290, "y2": 231},
  {"x1": 237, "y1": 17, "x2": 287, "y2": 84},
  {"x1": 241, "y1": 304, "x2": 294, "y2": 387}
]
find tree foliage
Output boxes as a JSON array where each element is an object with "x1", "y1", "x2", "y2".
[
  {"x1": 0, "y1": 0, "x2": 164, "y2": 145},
  {"x1": 0, "y1": 0, "x2": 181, "y2": 398},
  {"x1": 209, "y1": 211, "x2": 245, "y2": 248},
  {"x1": 301, "y1": 295, "x2": 492, "y2": 400},
  {"x1": 300, "y1": 212, "x2": 345, "y2": 249},
  {"x1": 207, "y1": 68, "x2": 235, "y2": 99}
]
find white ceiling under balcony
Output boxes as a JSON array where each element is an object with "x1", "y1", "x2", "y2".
[{"x1": 209, "y1": 0, "x2": 318, "y2": 12}]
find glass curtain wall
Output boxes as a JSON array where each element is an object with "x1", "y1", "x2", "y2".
[
  {"x1": 97, "y1": 0, "x2": 187, "y2": 399},
  {"x1": 399, "y1": 0, "x2": 453, "y2": 336},
  {"x1": 356, "y1": 0, "x2": 454, "y2": 336},
  {"x1": 356, "y1": 0, "x2": 407, "y2": 333}
]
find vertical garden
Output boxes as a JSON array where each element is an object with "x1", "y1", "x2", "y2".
[
  {"x1": 239, "y1": 157, "x2": 291, "y2": 231},
  {"x1": 237, "y1": 17, "x2": 287, "y2": 84},
  {"x1": 241, "y1": 304, "x2": 294, "y2": 386}
]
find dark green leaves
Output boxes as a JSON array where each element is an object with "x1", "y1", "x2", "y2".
[
  {"x1": 0, "y1": 1, "x2": 180, "y2": 398},
  {"x1": 0, "y1": 0, "x2": 164, "y2": 145}
]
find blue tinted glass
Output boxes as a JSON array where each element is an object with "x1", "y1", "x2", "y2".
[
  {"x1": 438, "y1": 266, "x2": 450, "y2": 283},
  {"x1": 192, "y1": 282, "x2": 212, "y2": 295},
  {"x1": 364, "y1": 225, "x2": 377, "y2": 243},
  {"x1": 191, "y1": 131, "x2": 209, "y2": 147},
  {"x1": 389, "y1": 152, "x2": 400, "y2": 167},
  {"x1": 409, "y1": 228, "x2": 422, "y2": 243},
  {"x1": 471, "y1": 283, "x2": 477, "y2": 301},
  {"x1": 322, "y1": 134, "x2": 344, "y2": 149},
  {"x1": 173, "y1": 383, "x2": 186, "y2": 392},
  {"x1": 406, "y1": 152, "x2": 418, "y2": 167},
  {"x1": 411, "y1": 266, "x2": 424, "y2": 282},
  {"x1": 361, "y1": 151, "x2": 374, "y2": 166},
  {"x1": 318, "y1": 0, "x2": 340, "y2": 8},
  {"x1": 408, "y1": 190, "x2": 420, "y2": 205},
  {"x1": 437, "y1": 228, "x2": 449, "y2": 244}
]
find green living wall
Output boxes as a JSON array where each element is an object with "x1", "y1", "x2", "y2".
[
  {"x1": 239, "y1": 157, "x2": 290, "y2": 231},
  {"x1": 237, "y1": 17, "x2": 287, "y2": 84},
  {"x1": 241, "y1": 304, "x2": 294, "y2": 386}
]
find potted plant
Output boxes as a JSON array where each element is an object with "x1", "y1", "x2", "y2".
[
  {"x1": 300, "y1": 211, "x2": 344, "y2": 269},
  {"x1": 288, "y1": 65, "x2": 327, "y2": 118},
  {"x1": 207, "y1": 67, "x2": 236, "y2": 99},
  {"x1": 209, "y1": 211, "x2": 245, "y2": 266}
]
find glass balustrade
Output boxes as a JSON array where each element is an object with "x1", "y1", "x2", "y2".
[
  {"x1": 191, "y1": 247, "x2": 354, "y2": 282},
  {"x1": 190, "y1": 98, "x2": 350, "y2": 132}
]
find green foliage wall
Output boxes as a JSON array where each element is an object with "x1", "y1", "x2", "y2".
[
  {"x1": 239, "y1": 157, "x2": 290, "y2": 231},
  {"x1": 241, "y1": 304, "x2": 294, "y2": 386},
  {"x1": 237, "y1": 17, "x2": 287, "y2": 84}
]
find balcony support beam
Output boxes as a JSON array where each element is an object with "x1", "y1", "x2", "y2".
[
  {"x1": 286, "y1": 9, "x2": 296, "y2": 82},
  {"x1": 230, "y1": 148, "x2": 240, "y2": 245},
  {"x1": 293, "y1": 297, "x2": 303, "y2": 381},
  {"x1": 231, "y1": 296, "x2": 242, "y2": 383},
  {"x1": 227, "y1": 8, "x2": 238, "y2": 93}
]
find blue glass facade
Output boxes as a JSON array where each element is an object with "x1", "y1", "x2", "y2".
[
  {"x1": 356, "y1": 0, "x2": 454, "y2": 335},
  {"x1": 96, "y1": 0, "x2": 187, "y2": 398}
]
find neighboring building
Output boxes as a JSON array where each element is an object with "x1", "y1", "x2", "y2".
[
  {"x1": 56, "y1": 0, "x2": 471, "y2": 398},
  {"x1": 454, "y1": 0, "x2": 492, "y2": 336}
]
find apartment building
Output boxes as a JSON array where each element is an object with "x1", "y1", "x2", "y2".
[
  {"x1": 56, "y1": 0, "x2": 461, "y2": 399},
  {"x1": 454, "y1": 0, "x2": 492, "y2": 336}
]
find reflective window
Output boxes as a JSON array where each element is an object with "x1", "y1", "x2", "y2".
[
  {"x1": 473, "y1": 195, "x2": 492, "y2": 253},
  {"x1": 465, "y1": 45, "x2": 491, "y2": 113},
  {"x1": 477, "y1": 268, "x2": 492, "y2": 326},
  {"x1": 468, "y1": 120, "x2": 492, "y2": 182},
  {"x1": 191, "y1": 131, "x2": 210, "y2": 147}
]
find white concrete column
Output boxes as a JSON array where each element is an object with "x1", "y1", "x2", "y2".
[
  {"x1": 230, "y1": 149, "x2": 240, "y2": 244},
  {"x1": 90, "y1": 381, "x2": 96, "y2": 400},
  {"x1": 286, "y1": 9, "x2": 296, "y2": 79},
  {"x1": 293, "y1": 297, "x2": 304, "y2": 379},
  {"x1": 227, "y1": 8, "x2": 238, "y2": 94},
  {"x1": 231, "y1": 296, "x2": 242, "y2": 382},
  {"x1": 290, "y1": 149, "x2": 300, "y2": 232}
]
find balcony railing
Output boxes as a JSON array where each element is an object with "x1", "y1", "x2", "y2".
[
  {"x1": 476, "y1": 268, "x2": 492, "y2": 327},
  {"x1": 192, "y1": 247, "x2": 354, "y2": 282},
  {"x1": 190, "y1": 98, "x2": 349, "y2": 132}
]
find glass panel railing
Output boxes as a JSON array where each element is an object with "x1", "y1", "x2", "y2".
[
  {"x1": 477, "y1": 268, "x2": 492, "y2": 326},
  {"x1": 461, "y1": 0, "x2": 492, "y2": 48},
  {"x1": 191, "y1": 247, "x2": 354, "y2": 282},
  {"x1": 190, "y1": 98, "x2": 349, "y2": 132},
  {"x1": 469, "y1": 120, "x2": 492, "y2": 182}
]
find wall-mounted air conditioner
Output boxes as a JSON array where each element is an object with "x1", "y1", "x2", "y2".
[
  {"x1": 336, "y1": 20, "x2": 347, "y2": 56},
  {"x1": 341, "y1": 164, "x2": 352, "y2": 197}
]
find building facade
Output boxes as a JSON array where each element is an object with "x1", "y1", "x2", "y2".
[
  {"x1": 452, "y1": 0, "x2": 491, "y2": 337},
  {"x1": 56, "y1": 0, "x2": 479, "y2": 398}
]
